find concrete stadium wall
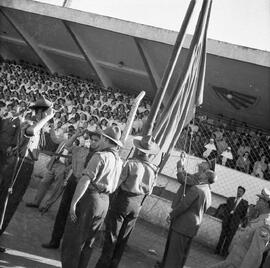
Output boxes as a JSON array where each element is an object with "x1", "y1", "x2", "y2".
[
  {"x1": 123, "y1": 136, "x2": 270, "y2": 205},
  {"x1": 160, "y1": 151, "x2": 270, "y2": 205}
]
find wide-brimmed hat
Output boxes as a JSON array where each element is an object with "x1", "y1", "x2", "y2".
[
  {"x1": 29, "y1": 96, "x2": 52, "y2": 110},
  {"x1": 257, "y1": 188, "x2": 270, "y2": 202},
  {"x1": 100, "y1": 126, "x2": 123, "y2": 147},
  {"x1": 133, "y1": 135, "x2": 160, "y2": 155}
]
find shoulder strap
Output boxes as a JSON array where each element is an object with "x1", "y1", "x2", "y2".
[
  {"x1": 14, "y1": 122, "x2": 22, "y2": 158},
  {"x1": 101, "y1": 148, "x2": 119, "y2": 161},
  {"x1": 129, "y1": 157, "x2": 158, "y2": 174}
]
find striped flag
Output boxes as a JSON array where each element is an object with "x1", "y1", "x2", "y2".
[{"x1": 153, "y1": 0, "x2": 212, "y2": 169}]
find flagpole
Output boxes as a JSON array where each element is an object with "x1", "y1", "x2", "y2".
[{"x1": 142, "y1": 0, "x2": 197, "y2": 136}]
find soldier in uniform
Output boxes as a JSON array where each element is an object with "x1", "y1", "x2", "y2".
[
  {"x1": 41, "y1": 129, "x2": 101, "y2": 249},
  {"x1": 0, "y1": 108, "x2": 21, "y2": 185},
  {"x1": 95, "y1": 135, "x2": 160, "y2": 268},
  {"x1": 61, "y1": 126, "x2": 123, "y2": 268},
  {"x1": 0, "y1": 97, "x2": 54, "y2": 251}
]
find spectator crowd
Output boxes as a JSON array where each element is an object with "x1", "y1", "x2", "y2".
[
  {"x1": 1, "y1": 58, "x2": 270, "y2": 268},
  {"x1": 1, "y1": 59, "x2": 270, "y2": 180},
  {"x1": 0, "y1": 59, "x2": 151, "y2": 148},
  {"x1": 177, "y1": 114, "x2": 270, "y2": 181}
]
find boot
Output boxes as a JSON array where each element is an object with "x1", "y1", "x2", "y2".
[{"x1": 41, "y1": 240, "x2": 60, "y2": 249}]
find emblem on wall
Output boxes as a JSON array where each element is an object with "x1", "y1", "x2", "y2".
[{"x1": 211, "y1": 85, "x2": 258, "y2": 110}]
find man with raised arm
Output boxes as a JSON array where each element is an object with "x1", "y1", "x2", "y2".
[
  {"x1": 157, "y1": 152, "x2": 217, "y2": 268},
  {"x1": 0, "y1": 97, "x2": 54, "y2": 251},
  {"x1": 41, "y1": 129, "x2": 101, "y2": 249},
  {"x1": 61, "y1": 126, "x2": 123, "y2": 268}
]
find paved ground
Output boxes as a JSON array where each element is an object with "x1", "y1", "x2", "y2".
[{"x1": 0, "y1": 188, "x2": 223, "y2": 268}]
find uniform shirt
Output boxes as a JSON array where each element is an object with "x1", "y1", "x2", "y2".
[
  {"x1": 120, "y1": 158, "x2": 157, "y2": 195},
  {"x1": 25, "y1": 128, "x2": 41, "y2": 159},
  {"x1": 71, "y1": 146, "x2": 90, "y2": 179},
  {"x1": 82, "y1": 149, "x2": 123, "y2": 194},
  {"x1": 248, "y1": 213, "x2": 270, "y2": 229}
]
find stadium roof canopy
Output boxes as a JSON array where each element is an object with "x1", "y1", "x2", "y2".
[{"x1": 0, "y1": 0, "x2": 270, "y2": 130}]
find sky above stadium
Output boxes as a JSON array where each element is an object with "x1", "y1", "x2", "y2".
[{"x1": 36, "y1": 0, "x2": 270, "y2": 51}]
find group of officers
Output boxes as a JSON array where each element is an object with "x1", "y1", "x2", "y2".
[
  {"x1": 4, "y1": 96, "x2": 269, "y2": 268},
  {"x1": 0, "y1": 96, "x2": 218, "y2": 268}
]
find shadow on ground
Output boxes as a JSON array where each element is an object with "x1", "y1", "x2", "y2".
[{"x1": 0, "y1": 187, "x2": 223, "y2": 268}]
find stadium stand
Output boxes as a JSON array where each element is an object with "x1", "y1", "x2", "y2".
[{"x1": 1, "y1": 58, "x2": 269, "y2": 181}]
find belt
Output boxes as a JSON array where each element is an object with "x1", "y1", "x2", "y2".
[
  {"x1": 118, "y1": 188, "x2": 147, "y2": 206},
  {"x1": 119, "y1": 188, "x2": 143, "y2": 197},
  {"x1": 88, "y1": 183, "x2": 110, "y2": 195}
]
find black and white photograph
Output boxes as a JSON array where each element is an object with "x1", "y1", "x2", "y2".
[{"x1": 0, "y1": 0, "x2": 270, "y2": 267}]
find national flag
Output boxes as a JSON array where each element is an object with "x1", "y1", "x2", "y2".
[{"x1": 153, "y1": 0, "x2": 212, "y2": 169}]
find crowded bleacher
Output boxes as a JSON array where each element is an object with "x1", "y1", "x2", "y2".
[
  {"x1": 0, "y1": 59, "x2": 150, "y2": 140},
  {"x1": 0, "y1": 59, "x2": 270, "y2": 180},
  {"x1": 178, "y1": 115, "x2": 270, "y2": 180}
]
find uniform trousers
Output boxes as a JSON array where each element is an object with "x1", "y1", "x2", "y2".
[
  {"x1": 49, "y1": 174, "x2": 77, "y2": 245},
  {"x1": 61, "y1": 188, "x2": 109, "y2": 268},
  {"x1": 33, "y1": 161, "x2": 66, "y2": 207},
  {"x1": 95, "y1": 189, "x2": 145, "y2": 268},
  {"x1": 32, "y1": 153, "x2": 51, "y2": 179},
  {"x1": 0, "y1": 159, "x2": 34, "y2": 235},
  {"x1": 161, "y1": 227, "x2": 192, "y2": 268},
  {"x1": 0, "y1": 151, "x2": 7, "y2": 185}
]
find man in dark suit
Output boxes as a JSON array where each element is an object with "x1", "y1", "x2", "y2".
[
  {"x1": 157, "y1": 155, "x2": 216, "y2": 268},
  {"x1": 215, "y1": 186, "x2": 249, "y2": 257},
  {"x1": 0, "y1": 113, "x2": 21, "y2": 177}
]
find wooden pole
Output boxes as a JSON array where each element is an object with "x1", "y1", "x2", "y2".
[{"x1": 142, "y1": 0, "x2": 197, "y2": 136}]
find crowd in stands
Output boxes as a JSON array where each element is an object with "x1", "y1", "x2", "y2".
[
  {"x1": 178, "y1": 115, "x2": 270, "y2": 180},
  {"x1": 0, "y1": 59, "x2": 151, "y2": 149},
  {"x1": 1, "y1": 59, "x2": 270, "y2": 180}
]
